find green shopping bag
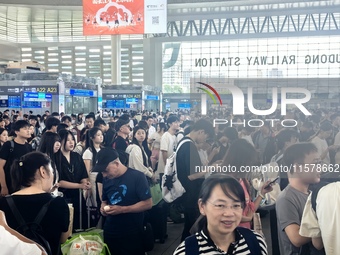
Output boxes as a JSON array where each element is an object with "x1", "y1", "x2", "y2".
[
  {"x1": 150, "y1": 183, "x2": 162, "y2": 206},
  {"x1": 61, "y1": 231, "x2": 111, "y2": 255}
]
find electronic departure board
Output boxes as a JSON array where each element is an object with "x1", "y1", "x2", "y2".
[{"x1": 8, "y1": 96, "x2": 21, "y2": 108}]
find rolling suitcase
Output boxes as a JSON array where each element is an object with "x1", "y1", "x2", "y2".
[
  {"x1": 149, "y1": 200, "x2": 168, "y2": 243},
  {"x1": 86, "y1": 195, "x2": 101, "y2": 228}
]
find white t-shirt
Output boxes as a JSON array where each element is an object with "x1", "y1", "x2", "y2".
[
  {"x1": 311, "y1": 136, "x2": 329, "y2": 164},
  {"x1": 0, "y1": 226, "x2": 41, "y2": 255},
  {"x1": 149, "y1": 132, "x2": 161, "y2": 150},
  {"x1": 83, "y1": 147, "x2": 101, "y2": 168},
  {"x1": 83, "y1": 147, "x2": 101, "y2": 207},
  {"x1": 76, "y1": 122, "x2": 84, "y2": 131},
  {"x1": 176, "y1": 129, "x2": 184, "y2": 144},
  {"x1": 149, "y1": 125, "x2": 156, "y2": 137},
  {"x1": 300, "y1": 182, "x2": 340, "y2": 255},
  {"x1": 129, "y1": 119, "x2": 134, "y2": 129},
  {"x1": 198, "y1": 149, "x2": 209, "y2": 166},
  {"x1": 157, "y1": 132, "x2": 177, "y2": 174}
]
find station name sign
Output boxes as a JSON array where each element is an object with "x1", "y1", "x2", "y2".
[{"x1": 195, "y1": 54, "x2": 340, "y2": 67}]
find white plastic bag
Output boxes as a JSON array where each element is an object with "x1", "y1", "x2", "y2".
[{"x1": 69, "y1": 235, "x2": 102, "y2": 255}]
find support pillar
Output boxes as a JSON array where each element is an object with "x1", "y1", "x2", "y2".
[
  {"x1": 111, "y1": 35, "x2": 121, "y2": 84},
  {"x1": 201, "y1": 94, "x2": 207, "y2": 115},
  {"x1": 143, "y1": 37, "x2": 162, "y2": 110}
]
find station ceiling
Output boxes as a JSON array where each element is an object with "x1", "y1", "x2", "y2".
[
  {"x1": 0, "y1": 0, "x2": 334, "y2": 23},
  {"x1": 0, "y1": 0, "x2": 327, "y2": 7}
]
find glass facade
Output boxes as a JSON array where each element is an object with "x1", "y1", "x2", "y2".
[
  {"x1": 65, "y1": 96, "x2": 97, "y2": 114},
  {"x1": 162, "y1": 36, "x2": 340, "y2": 94}
]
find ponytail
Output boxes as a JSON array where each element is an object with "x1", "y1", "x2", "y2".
[
  {"x1": 11, "y1": 151, "x2": 51, "y2": 192},
  {"x1": 11, "y1": 159, "x2": 26, "y2": 193},
  {"x1": 85, "y1": 127, "x2": 102, "y2": 163}
]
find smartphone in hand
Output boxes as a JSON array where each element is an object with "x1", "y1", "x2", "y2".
[{"x1": 264, "y1": 177, "x2": 279, "y2": 189}]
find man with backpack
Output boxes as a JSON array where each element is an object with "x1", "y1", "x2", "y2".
[
  {"x1": 0, "y1": 120, "x2": 32, "y2": 195},
  {"x1": 157, "y1": 115, "x2": 180, "y2": 181},
  {"x1": 276, "y1": 143, "x2": 324, "y2": 255},
  {"x1": 176, "y1": 119, "x2": 215, "y2": 241},
  {"x1": 300, "y1": 181, "x2": 340, "y2": 255}
]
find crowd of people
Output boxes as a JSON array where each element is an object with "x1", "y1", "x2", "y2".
[{"x1": 0, "y1": 107, "x2": 339, "y2": 255}]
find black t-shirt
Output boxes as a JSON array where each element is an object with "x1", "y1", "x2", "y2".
[
  {"x1": 210, "y1": 143, "x2": 228, "y2": 164},
  {"x1": 0, "y1": 140, "x2": 32, "y2": 192},
  {"x1": 176, "y1": 137, "x2": 204, "y2": 208},
  {"x1": 102, "y1": 168, "x2": 151, "y2": 237},
  {"x1": 112, "y1": 136, "x2": 130, "y2": 165},
  {"x1": 103, "y1": 129, "x2": 115, "y2": 148},
  {"x1": 59, "y1": 152, "x2": 88, "y2": 230},
  {"x1": 113, "y1": 135, "x2": 129, "y2": 151},
  {"x1": 4, "y1": 123, "x2": 11, "y2": 132},
  {"x1": 96, "y1": 172, "x2": 104, "y2": 207},
  {"x1": 0, "y1": 193, "x2": 69, "y2": 255},
  {"x1": 59, "y1": 151, "x2": 88, "y2": 184}
]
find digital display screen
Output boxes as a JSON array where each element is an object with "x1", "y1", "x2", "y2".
[
  {"x1": 126, "y1": 98, "x2": 138, "y2": 104},
  {"x1": 22, "y1": 101, "x2": 42, "y2": 108},
  {"x1": 106, "y1": 100, "x2": 125, "y2": 108},
  {"x1": 146, "y1": 95, "x2": 159, "y2": 100},
  {"x1": 23, "y1": 92, "x2": 52, "y2": 102},
  {"x1": 69, "y1": 89, "x2": 94, "y2": 97},
  {"x1": 178, "y1": 103, "x2": 191, "y2": 109},
  {"x1": 8, "y1": 96, "x2": 21, "y2": 108}
]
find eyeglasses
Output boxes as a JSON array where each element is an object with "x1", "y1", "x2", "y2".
[{"x1": 206, "y1": 200, "x2": 243, "y2": 212}]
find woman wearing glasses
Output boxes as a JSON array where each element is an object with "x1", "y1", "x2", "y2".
[{"x1": 173, "y1": 174, "x2": 268, "y2": 255}]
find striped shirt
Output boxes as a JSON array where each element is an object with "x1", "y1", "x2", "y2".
[{"x1": 173, "y1": 228, "x2": 267, "y2": 255}]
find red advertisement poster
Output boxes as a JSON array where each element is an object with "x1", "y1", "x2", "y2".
[{"x1": 83, "y1": 0, "x2": 144, "y2": 35}]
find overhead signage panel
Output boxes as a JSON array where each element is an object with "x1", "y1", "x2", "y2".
[{"x1": 83, "y1": 0, "x2": 167, "y2": 35}]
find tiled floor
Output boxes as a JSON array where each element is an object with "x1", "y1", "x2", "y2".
[
  {"x1": 148, "y1": 222, "x2": 183, "y2": 255},
  {"x1": 148, "y1": 213, "x2": 273, "y2": 255}
]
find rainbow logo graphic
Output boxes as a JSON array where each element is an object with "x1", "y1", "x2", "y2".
[{"x1": 197, "y1": 82, "x2": 223, "y2": 106}]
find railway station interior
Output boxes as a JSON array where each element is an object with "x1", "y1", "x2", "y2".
[{"x1": 0, "y1": 0, "x2": 339, "y2": 255}]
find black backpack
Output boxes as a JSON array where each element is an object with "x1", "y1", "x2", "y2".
[
  {"x1": 311, "y1": 181, "x2": 330, "y2": 214},
  {"x1": 6, "y1": 196, "x2": 55, "y2": 255}
]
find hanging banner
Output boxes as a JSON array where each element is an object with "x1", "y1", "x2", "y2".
[{"x1": 83, "y1": 0, "x2": 167, "y2": 35}]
